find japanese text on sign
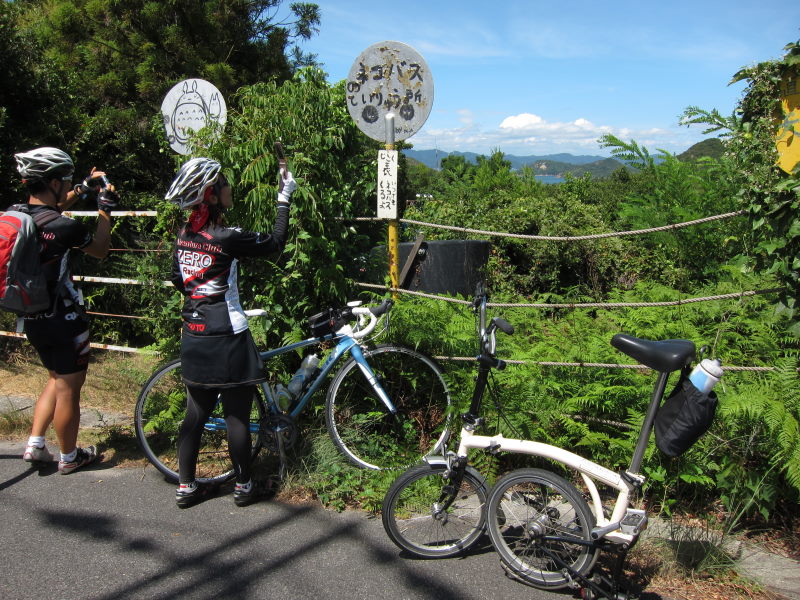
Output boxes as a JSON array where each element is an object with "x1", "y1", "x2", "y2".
[
  {"x1": 377, "y1": 150, "x2": 398, "y2": 219},
  {"x1": 346, "y1": 41, "x2": 434, "y2": 143}
]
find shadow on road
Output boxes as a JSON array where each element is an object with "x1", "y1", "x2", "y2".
[{"x1": 36, "y1": 501, "x2": 483, "y2": 600}]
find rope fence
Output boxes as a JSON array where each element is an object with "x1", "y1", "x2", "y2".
[
  {"x1": 356, "y1": 282, "x2": 782, "y2": 309},
  {"x1": 432, "y1": 355, "x2": 779, "y2": 372},
  {"x1": 0, "y1": 206, "x2": 787, "y2": 374},
  {"x1": 349, "y1": 209, "x2": 746, "y2": 241}
]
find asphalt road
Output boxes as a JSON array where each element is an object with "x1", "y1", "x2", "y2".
[{"x1": 0, "y1": 440, "x2": 617, "y2": 600}]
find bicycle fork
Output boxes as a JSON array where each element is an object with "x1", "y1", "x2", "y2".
[{"x1": 349, "y1": 344, "x2": 398, "y2": 415}]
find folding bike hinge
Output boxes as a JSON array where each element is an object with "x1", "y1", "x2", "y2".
[
  {"x1": 486, "y1": 443, "x2": 501, "y2": 455},
  {"x1": 620, "y1": 470, "x2": 645, "y2": 490}
]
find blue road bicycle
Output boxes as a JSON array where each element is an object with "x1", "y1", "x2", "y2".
[{"x1": 134, "y1": 299, "x2": 452, "y2": 483}]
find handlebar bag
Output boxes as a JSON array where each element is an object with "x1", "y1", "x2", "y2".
[
  {"x1": 308, "y1": 308, "x2": 345, "y2": 338},
  {"x1": 655, "y1": 375, "x2": 718, "y2": 457}
]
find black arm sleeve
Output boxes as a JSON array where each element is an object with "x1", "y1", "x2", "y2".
[
  {"x1": 222, "y1": 205, "x2": 290, "y2": 258},
  {"x1": 171, "y1": 248, "x2": 186, "y2": 293}
]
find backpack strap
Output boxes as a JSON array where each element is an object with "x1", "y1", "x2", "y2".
[{"x1": 31, "y1": 209, "x2": 62, "y2": 229}]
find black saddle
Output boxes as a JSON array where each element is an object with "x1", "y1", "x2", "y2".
[{"x1": 611, "y1": 333, "x2": 695, "y2": 373}]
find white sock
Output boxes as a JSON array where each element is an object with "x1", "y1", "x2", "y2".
[
  {"x1": 27, "y1": 436, "x2": 46, "y2": 448},
  {"x1": 60, "y1": 449, "x2": 77, "y2": 463},
  {"x1": 235, "y1": 480, "x2": 253, "y2": 493}
]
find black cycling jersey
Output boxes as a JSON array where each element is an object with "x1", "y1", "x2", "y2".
[
  {"x1": 24, "y1": 203, "x2": 92, "y2": 305},
  {"x1": 171, "y1": 205, "x2": 289, "y2": 336}
]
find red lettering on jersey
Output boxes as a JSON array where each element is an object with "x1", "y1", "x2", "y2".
[{"x1": 187, "y1": 322, "x2": 206, "y2": 332}]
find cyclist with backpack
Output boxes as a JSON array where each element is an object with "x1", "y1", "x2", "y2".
[
  {"x1": 166, "y1": 157, "x2": 295, "y2": 508},
  {"x1": 12, "y1": 147, "x2": 119, "y2": 473}
]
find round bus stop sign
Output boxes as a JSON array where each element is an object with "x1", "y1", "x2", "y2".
[
  {"x1": 161, "y1": 78, "x2": 227, "y2": 155},
  {"x1": 346, "y1": 41, "x2": 434, "y2": 143}
]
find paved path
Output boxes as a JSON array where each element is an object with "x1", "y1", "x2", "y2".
[
  {"x1": 2, "y1": 398, "x2": 798, "y2": 600},
  {"x1": 1, "y1": 440, "x2": 626, "y2": 600}
]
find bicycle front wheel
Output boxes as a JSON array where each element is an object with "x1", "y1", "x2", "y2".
[
  {"x1": 325, "y1": 344, "x2": 451, "y2": 470},
  {"x1": 382, "y1": 463, "x2": 488, "y2": 558},
  {"x1": 134, "y1": 359, "x2": 267, "y2": 484},
  {"x1": 486, "y1": 468, "x2": 598, "y2": 589}
]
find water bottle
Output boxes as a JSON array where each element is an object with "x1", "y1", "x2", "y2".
[
  {"x1": 287, "y1": 354, "x2": 321, "y2": 398},
  {"x1": 688, "y1": 358, "x2": 723, "y2": 394},
  {"x1": 273, "y1": 384, "x2": 292, "y2": 412}
]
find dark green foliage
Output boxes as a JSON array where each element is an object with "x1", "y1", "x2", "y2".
[
  {"x1": 0, "y1": 1, "x2": 80, "y2": 207},
  {"x1": 681, "y1": 40, "x2": 800, "y2": 333},
  {"x1": 26, "y1": 0, "x2": 320, "y2": 107}
]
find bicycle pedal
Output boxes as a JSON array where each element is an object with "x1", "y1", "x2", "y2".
[{"x1": 619, "y1": 509, "x2": 647, "y2": 535}]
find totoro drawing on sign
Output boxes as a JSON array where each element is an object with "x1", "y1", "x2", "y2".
[{"x1": 161, "y1": 79, "x2": 227, "y2": 155}]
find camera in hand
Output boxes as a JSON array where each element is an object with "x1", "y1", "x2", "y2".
[{"x1": 87, "y1": 175, "x2": 110, "y2": 189}]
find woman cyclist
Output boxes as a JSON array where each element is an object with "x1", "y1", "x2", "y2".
[{"x1": 166, "y1": 157, "x2": 296, "y2": 508}]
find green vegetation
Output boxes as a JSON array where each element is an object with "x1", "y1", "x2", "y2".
[{"x1": 0, "y1": 4, "x2": 797, "y2": 541}]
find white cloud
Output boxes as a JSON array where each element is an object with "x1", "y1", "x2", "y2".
[
  {"x1": 499, "y1": 113, "x2": 544, "y2": 129},
  {"x1": 412, "y1": 110, "x2": 700, "y2": 156}
]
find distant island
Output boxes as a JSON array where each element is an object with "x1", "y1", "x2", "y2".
[{"x1": 403, "y1": 139, "x2": 724, "y2": 179}]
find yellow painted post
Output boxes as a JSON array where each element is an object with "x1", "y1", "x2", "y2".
[{"x1": 385, "y1": 113, "x2": 399, "y2": 297}]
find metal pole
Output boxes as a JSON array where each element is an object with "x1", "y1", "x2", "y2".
[{"x1": 385, "y1": 113, "x2": 399, "y2": 297}]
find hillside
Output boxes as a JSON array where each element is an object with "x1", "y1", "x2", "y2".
[
  {"x1": 526, "y1": 157, "x2": 626, "y2": 178},
  {"x1": 677, "y1": 138, "x2": 724, "y2": 161},
  {"x1": 404, "y1": 139, "x2": 726, "y2": 178},
  {"x1": 403, "y1": 149, "x2": 615, "y2": 171}
]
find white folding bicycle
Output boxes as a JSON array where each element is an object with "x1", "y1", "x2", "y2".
[{"x1": 382, "y1": 285, "x2": 703, "y2": 600}]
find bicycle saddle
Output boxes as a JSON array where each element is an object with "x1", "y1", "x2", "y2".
[{"x1": 611, "y1": 333, "x2": 695, "y2": 373}]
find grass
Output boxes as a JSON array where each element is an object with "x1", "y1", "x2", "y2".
[
  {"x1": 0, "y1": 341, "x2": 159, "y2": 466},
  {"x1": 0, "y1": 405, "x2": 33, "y2": 436}
]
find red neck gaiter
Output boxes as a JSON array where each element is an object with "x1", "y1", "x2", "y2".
[{"x1": 188, "y1": 203, "x2": 210, "y2": 233}]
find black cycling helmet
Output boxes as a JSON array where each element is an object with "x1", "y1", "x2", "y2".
[{"x1": 14, "y1": 147, "x2": 75, "y2": 183}]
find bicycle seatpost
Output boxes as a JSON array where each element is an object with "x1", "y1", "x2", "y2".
[{"x1": 628, "y1": 370, "x2": 670, "y2": 475}]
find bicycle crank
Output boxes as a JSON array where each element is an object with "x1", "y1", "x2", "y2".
[{"x1": 261, "y1": 414, "x2": 298, "y2": 453}]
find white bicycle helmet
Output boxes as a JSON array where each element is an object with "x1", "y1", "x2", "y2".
[
  {"x1": 165, "y1": 157, "x2": 222, "y2": 209},
  {"x1": 14, "y1": 147, "x2": 75, "y2": 182}
]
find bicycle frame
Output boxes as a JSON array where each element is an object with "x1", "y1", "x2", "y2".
[
  {"x1": 202, "y1": 304, "x2": 397, "y2": 435},
  {"x1": 454, "y1": 429, "x2": 637, "y2": 545},
  {"x1": 259, "y1": 333, "x2": 396, "y2": 420}
]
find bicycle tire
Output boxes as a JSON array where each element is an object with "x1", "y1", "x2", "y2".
[
  {"x1": 134, "y1": 359, "x2": 267, "y2": 484},
  {"x1": 382, "y1": 463, "x2": 488, "y2": 558},
  {"x1": 486, "y1": 468, "x2": 598, "y2": 589},
  {"x1": 325, "y1": 344, "x2": 451, "y2": 470}
]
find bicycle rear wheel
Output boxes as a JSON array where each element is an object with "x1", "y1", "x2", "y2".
[
  {"x1": 134, "y1": 359, "x2": 267, "y2": 484},
  {"x1": 325, "y1": 344, "x2": 451, "y2": 470},
  {"x1": 382, "y1": 463, "x2": 488, "y2": 558},
  {"x1": 486, "y1": 468, "x2": 598, "y2": 589}
]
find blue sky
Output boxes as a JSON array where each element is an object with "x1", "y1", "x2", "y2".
[{"x1": 300, "y1": 1, "x2": 800, "y2": 157}]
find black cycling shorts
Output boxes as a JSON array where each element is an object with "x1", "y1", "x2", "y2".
[{"x1": 23, "y1": 300, "x2": 90, "y2": 375}]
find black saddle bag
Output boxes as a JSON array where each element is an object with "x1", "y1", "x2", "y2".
[
  {"x1": 655, "y1": 373, "x2": 718, "y2": 458},
  {"x1": 307, "y1": 308, "x2": 345, "y2": 338}
]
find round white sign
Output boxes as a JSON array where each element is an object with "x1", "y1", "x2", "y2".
[
  {"x1": 346, "y1": 41, "x2": 434, "y2": 143},
  {"x1": 161, "y1": 78, "x2": 227, "y2": 155}
]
